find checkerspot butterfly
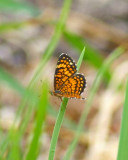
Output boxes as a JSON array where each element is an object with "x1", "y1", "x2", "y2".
[{"x1": 50, "y1": 53, "x2": 86, "y2": 100}]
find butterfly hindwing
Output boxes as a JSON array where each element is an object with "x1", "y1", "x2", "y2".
[{"x1": 59, "y1": 73, "x2": 86, "y2": 98}]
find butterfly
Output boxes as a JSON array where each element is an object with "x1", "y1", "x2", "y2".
[{"x1": 50, "y1": 53, "x2": 86, "y2": 100}]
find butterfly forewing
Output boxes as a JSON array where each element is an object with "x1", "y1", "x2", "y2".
[{"x1": 54, "y1": 53, "x2": 77, "y2": 91}]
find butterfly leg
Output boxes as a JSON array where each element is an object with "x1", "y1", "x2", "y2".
[{"x1": 58, "y1": 96, "x2": 62, "y2": 101}]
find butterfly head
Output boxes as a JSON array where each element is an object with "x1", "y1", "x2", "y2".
[
  {"x1": 49, "y1": 90, "x2": 63, "y2": 100},
  {"x1": 49, "y1": 90, "x2": 62, "y2": 96}
]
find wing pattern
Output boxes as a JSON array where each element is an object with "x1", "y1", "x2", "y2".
[{"x1": 53, "y1": 53, "x2": 86, "y2": 99}]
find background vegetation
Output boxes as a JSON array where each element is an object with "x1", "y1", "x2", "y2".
[{"x1": 0, "y1": 0, "x2": 128, "y2": 160}]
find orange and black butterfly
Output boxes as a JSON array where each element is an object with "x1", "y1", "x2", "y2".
[{"x1": 50, "y1": 53, "x2": 86, "y2": 100}]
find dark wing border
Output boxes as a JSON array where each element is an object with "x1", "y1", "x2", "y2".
[{"x1": 75, "y1": 73, "x2": 86, "y2": 95}]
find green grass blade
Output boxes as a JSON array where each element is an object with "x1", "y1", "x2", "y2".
[
  {"x1": 0, "y1": 67, "x2": 37, "y2": 118},
  {"x1": 25, "y1": 82, "x2": 49, "y2": 160},
  {"x1": 0, "y1": 21, "x2": 26, "y2": 33},
  {"x1": 117, "y1": 79, "x2": 128, "y2": 160},
  {"x1": 48, "y1": 105, "x2": 77, "y2": 130},
  {"x1": 8, "y1": 82, "x2": 49, "y2": 160},
  {"x1": 63, "y1": 47, "x2": 124, "y2": 160},
  {"x1": 7, "y1": 134, "x2": 22, "y2": 160},
  {"x1": 48, "y1": 47, "x2": 85, "y2": 160},
  {"x1": 63, "y1": 30, "x2": 111, "y2": 81},
  {"x1": 77, "y1": 47, "x2": 85, "y2": 71},
  {"x1": 48, "y1": 98, "x2": 68, "y2": 160},
  {"x1": 0, "y1": 67, "x2": 25, "y2": 96},
  {"x1": 0, "y1": 0, "x2": 40, "y2": 16},
  {"x1": 63, "y1": 30, "x2": 103, "y2": 68}
]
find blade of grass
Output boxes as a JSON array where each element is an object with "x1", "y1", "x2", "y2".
[
  {"x1": 117, "y1": 79, "x2": 128, "y2": 160},
  {"x1": 0, "y1": 0, "x2": 73, "y2": 158},
  {"x1": 63, "y1": 30, "x2": 111, "y2": 82},
  {"x1": 8, "y1": 82, "x2": 49, "y2": 160},
  {"x1": 48, "y1": 98, "x2": 68, "y2": 160},
  {"x1": 0, "y1": 67, "x2": 25, "y2": 97},
  {"x1": 7, "y1": 133, "x2": 22, "y2": 160},
  {"x1": 63, "y1": 47, "x2": 124, "y2": 160},
  {"x1": 0, "y1": 0, "x2": 40, "y2": 16},
  {"x1": 63, "y1": 30, "x2": 103, "y2": 68},
  {"x1": 48, "y1": 47, "x2": 85, "y2": 160},
  {"x1": 77, "y1": 47, "x2": 85, "y2": 71},
  {"x1": 0, "y1": 67, "x2": 38, "y2": 119},
  {"x1": 48, "y1": 104, "x2": 77, "y2": 131},
  {"x1": 25, "y1": 82, "x2": 49, "y2": 160},
  {"x1": 0, "y1": 21, "x2": 26, "y2": 33},
  {"x1": 0, "y1": 68, "x2": 34, "y2": 159}
]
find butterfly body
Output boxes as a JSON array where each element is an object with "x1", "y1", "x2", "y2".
[{"x1": 51, "y1": 53, "x2": 86, "y2": 100}]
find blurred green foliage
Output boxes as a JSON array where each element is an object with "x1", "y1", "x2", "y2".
[
  {"x1": 0, "y1": 0, "x2": 41, "y2": 16},
  {"x1": 0, "y1": 0, "x2": 126, "y2": 159}
]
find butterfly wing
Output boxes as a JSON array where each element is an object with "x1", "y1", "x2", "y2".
[
  {"x1": 54, "y1": 53, "x2": 77, "y2": 91},
  {"x1": 59, "y1": 73, "x2": 86, "y2": 99}
]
